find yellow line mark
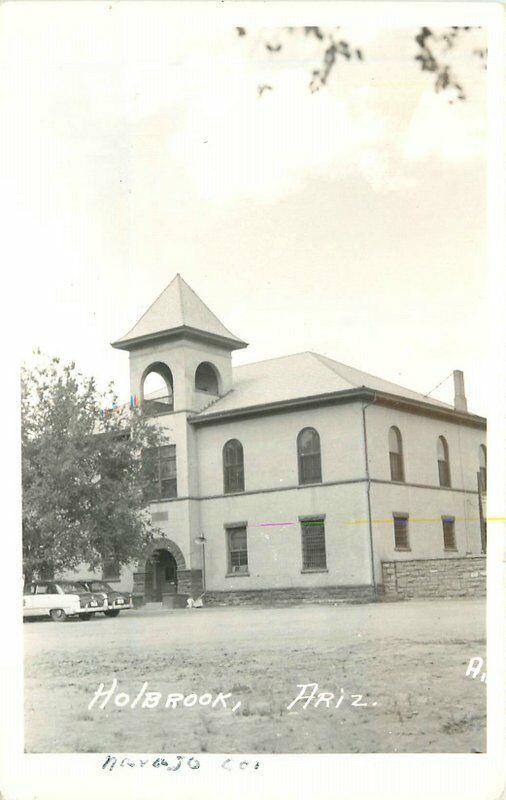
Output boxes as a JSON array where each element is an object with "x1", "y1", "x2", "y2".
[{"x1": 344, "y1": 516, "x2": 506, "y2": 525}]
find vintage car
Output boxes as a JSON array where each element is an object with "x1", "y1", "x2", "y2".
[
  {"x1": 76, "y1": 580, "x2": 133, "y2": 617},
  {"x1": 23, "y1": 580, "x2": 107, "y2": 622}
]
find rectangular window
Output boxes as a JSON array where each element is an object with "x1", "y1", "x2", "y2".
[
  {"x1": 143, "y1": 445, "x2": 177, "y2": 500},
  {"x1": 442, "y1": 517, "x2": 456, "y2": 551},
  {"x1": 102, "y1": 559, "x2": 121, "y2": 581},
  {"x1": 301, "y1": 518, "x2": 327, "y2": 570},
  {"x1": 393, "y1": 513, "x2": 410, "y2": 550},
  {"x1": 227, "y1": 526, "x2": 248, "y2": 574}
]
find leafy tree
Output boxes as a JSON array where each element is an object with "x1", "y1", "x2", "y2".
[
  {"x1": 21, "y1": 354, "x2": 166, "y2": 582},
  {"x1": 237, "y1": 26, "x2": 486, "y2": 101}
]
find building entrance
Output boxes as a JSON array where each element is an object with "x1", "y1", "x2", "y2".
[{"x1": 144, "y1": 549, "x2": 178, "y2": 602}]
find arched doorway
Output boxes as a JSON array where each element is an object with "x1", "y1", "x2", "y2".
[
  {"x1": 144, "y1": 549, "x2": 178, "y2": 602},
  {"x1": 138, "y1": 538, "x2": 187, "y2": 603}
]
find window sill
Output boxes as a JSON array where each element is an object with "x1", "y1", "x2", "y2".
[
  {"x1": 223, "y1": 491, "x2": 245, "y2": 496},
  {"x1": 394, "y1": 547, "x2": 411, "y2": 552},
  {"x1": 444, "y1": 548, "x2": 458, "y2": 553},
  {"x1": 298, "y1": 481, "x2": 323, "y2": 488},
  {"x1": 301, "y1": 568, "x2": 328, "y2": 574},
  {"x1": 225, "y1": 572, "x2": 250, "y2": 578}
]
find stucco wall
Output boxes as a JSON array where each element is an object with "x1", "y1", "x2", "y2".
[
  {"x1": 364, "y1": 403, "x2": 484, "y2": 582},
  {"x1": 365, "y1": 403, "x2": 486, "y2": 490},
  {"x1": 62, "y1": 395, "x2": 485, "y2": 600},
  {"x1": 196, "y1": 402, "x2": 366, "y2": 497},
  {"x1": 198, "y1": 482, "x2": 372, "y2": 591},
  {"x1": 369, "y1": 483, "x2": 482, "y2": 583}
]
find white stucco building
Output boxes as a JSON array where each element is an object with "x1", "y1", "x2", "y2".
[{"x1": 77, "y1": 275, "x2": 488, "y2": 604}]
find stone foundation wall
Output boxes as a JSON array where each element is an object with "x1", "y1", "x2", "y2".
[
  {"x1": 381, "y1": 556, "x2": 486, "y2": 601},
  {"x1": 203, "y1": 585, "x2": 375, "y2": 607},
  {"x1": 177, "y1": 569, "x2": 203, "y2": 598}
]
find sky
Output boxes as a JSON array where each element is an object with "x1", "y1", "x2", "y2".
[{"x1": 2, "y1": 4, "x2": 489, "y2": 413}]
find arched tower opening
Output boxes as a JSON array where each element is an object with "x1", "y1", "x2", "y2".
[
  {"x1": 195, "y1": 361, "x2": 221, "y2": 396},
  {"x1": 141, "y1": 362, "x2": 174, "y2": 415}
]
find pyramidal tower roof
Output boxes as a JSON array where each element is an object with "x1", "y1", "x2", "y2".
[{"x1": 112, "y1": 274, "x2": 248, "y2": 351}]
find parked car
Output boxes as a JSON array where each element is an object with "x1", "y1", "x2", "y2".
[
  {"x1": 76, "y1": 580, "x2": 133, "y2": 617},
  {"x1": 23, "y1": 580, "x2": 107, "y2": 622}
]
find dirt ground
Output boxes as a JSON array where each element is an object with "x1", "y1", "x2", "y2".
[{"x1": 24, "y1": 599, "x2": 486, "y2": 754}]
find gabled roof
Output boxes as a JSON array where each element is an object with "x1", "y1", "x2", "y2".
[
  {"x1": 112, "y1": 274, "x2": 248, "y2": 351},
  {"x1": 191, "y1": 351, "x2": 485, "y2": 427}
]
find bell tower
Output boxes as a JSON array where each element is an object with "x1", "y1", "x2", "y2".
[
  {"x1": 111, "y1": 275, "x2": 248, "y2": 601},
  {"x1": 112, "y1": 273, "x2": 248, "y2": 415}
]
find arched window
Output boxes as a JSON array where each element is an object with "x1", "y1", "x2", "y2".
[
  {"x1": 223, "y1": 439, "x2": 244, "y2": 494},
  {"x1": 195, "y1": 362, "x2": 220, "y2": 395},
  {"x1": 141, "y1": 362, "x2": 174, "y2": 415},
  {"x1": 388, "y1": 426, "x2": 404, "y2": 482},
  {"x1": 297, "y1": 428, "x2": 322, "y2": 485},
  {"x1": 437, "y1": 436, "x2": 451, "y2": 487},
  {"x1": 479, "y1": 444, "x2": 487, "y2": 491}
]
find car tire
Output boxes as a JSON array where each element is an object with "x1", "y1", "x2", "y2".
[
  {"x1": 50, "y1": 608, "x2": 68, "y2": 622},
  {"x1": 104, "y1": 609, "x2": 120, "y2": 617},
  {"x1": 80, "y1": 613, "x2": 93, "y2": 621}
]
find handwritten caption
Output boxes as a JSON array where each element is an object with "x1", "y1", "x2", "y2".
[{"x1": 102, "y1": 755, "x2": 260, "y2": 772}]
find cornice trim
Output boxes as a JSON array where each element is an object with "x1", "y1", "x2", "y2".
[
  {"x1": 147, "y1": 476, "x2": 479, "y2": 505},
  {"x1": 189, "y1": 387, "x2": 486, "y2": 428},
  {"x1": 112, "y1": 325, "x2": 248, "y2": 352}
]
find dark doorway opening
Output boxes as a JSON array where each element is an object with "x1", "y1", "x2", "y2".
[{"x1": 144, "y1": 549, "x2": 178, "y2": 602}]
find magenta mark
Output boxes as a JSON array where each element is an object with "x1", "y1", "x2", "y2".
[{"x1": 252, "y1": 522, "x2": 295, "y2": 527}]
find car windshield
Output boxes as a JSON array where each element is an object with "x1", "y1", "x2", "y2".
[
  {"x1": 90, "y1": 582, "x2": 112, "y2": 592},
  {"x1": 59, "y1": 583, "x2": 84, "y2": 594}
]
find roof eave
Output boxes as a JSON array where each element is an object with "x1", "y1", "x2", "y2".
[
  {"x1": 189, "y1": 386, "x2": 486, "y2": 427},
  {"x1": 111, "y1": 325, "x2": 249, "y2": 352},
  {"x1": 189, "y1": 388, "x2": 375, "y2": 425},
  {"x1": 373, "y1": 390, "x2": 486, "y2": 428}
]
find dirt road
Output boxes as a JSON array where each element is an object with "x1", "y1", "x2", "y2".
[{"x1": 24, "y1": 599, "x2": 486, "y2": 753}]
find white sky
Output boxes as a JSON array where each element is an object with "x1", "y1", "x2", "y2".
[{"x1": 2, "y1": 4, "x2": 488, "y2": 413}]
